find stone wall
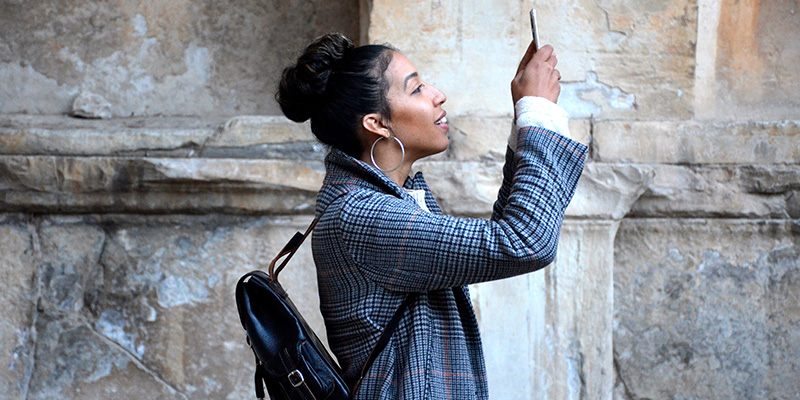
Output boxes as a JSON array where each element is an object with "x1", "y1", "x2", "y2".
[
  {"x1": 1, "y1": 0, "x2": 799, "y2": 399},
  {"x1": 0, "y1": 0, "x2": 358, "y2": 117}
]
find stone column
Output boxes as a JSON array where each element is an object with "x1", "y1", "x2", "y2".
[{"x1": 471, "y1": 164, "x2": 650, "y2": 400}]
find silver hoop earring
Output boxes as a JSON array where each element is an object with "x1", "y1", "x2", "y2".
[{"x1": 370, "y1": 136, "x2": 405, "y2": 173}]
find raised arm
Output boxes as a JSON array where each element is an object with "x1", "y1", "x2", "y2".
[
  {"x1": 333, "y1": 124, "x2": 586, "y2": 293},
  {"x1": 494, "y1": 42, "x2": 570, "y2": 220}
]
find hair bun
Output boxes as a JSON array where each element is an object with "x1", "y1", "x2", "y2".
[{"x1": 277, "y1": 33, "x2": 355, "y2": 122}]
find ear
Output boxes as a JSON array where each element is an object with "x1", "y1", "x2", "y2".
[{"x1": 361, "y1": 113, "x2": 391, "y2": 139}]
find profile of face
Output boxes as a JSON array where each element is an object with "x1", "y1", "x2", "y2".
[{"x1": 382, "y1": 52, "x2": 449, "y2": 161}]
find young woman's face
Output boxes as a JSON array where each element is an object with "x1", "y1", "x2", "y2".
[{"x1": 383, "y1": 52, "x2": 449, "y2": 160}]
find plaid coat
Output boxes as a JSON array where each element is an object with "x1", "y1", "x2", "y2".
[{"x1": 312, "y1": 126, "x2": 587, "y2": 399}]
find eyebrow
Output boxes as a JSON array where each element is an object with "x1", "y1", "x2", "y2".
[{"x1": 403, "y1": 72, "x2": 419, "y2": 90}]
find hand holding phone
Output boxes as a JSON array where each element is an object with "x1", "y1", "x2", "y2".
[{"x1": 512, "y1": 10, "x2": 561, "y2": 104}]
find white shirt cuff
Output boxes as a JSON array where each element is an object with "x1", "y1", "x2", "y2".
[{"x1": 508, "y1": 96, "x2": 571, "y2": 151}]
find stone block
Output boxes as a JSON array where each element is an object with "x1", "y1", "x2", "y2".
[
  {"x1": 0, "y1": 156, "x2": 324, "y2": 214},
  {"x1": 0, "y1": 115, "x2": 218, "y2": 157},
  {"x1": 27, "y1": 318, "x2": 180, "y2": 399},
  {"x1": 425, "y1": 160, "x2": 654, "y2": 220},
  {"x1": 0, "y1": 1, "x2": 358, "y2": 117},
  {"x1": 630, "y1": 164, "x2": 798, "y2": 218},
  {"x1": 553, "y1": 0, "x2": 697, "y2": 120},
  {"x1": 0, "y1": 156, "x2": 648, "y2": 218},
  {"x1": 368, "y1": 0, "x2": 697, "y2": 120},
  {"x1": 204, "y1": 116, "x2": 325, "y2": 160},
  {"x1": 0, "y1": 114, "x2": 590, "y2": 162},
  {"x1": 594, "y1": 120, "x2": 800, "y2": 164},
  {"x1": 0, "y1": 216, "x2": 36, "y2": 400},
  {"x1": 614, "y1": 219, "x2": 800, "y2": 400},
  {"x1": 7, "y1": 214, "x2": 326, "y2": 398},
  {"x1": 37, "y1": 217, "x2": 106, "y2": 315},
  {"x1": 367, "y1": 0, "x2": 534, "y2": 118},
  {"x1": 695, "y1": 0, "x2": 800, "y2": 120},
  {"x1": 214, "y1": 116, "x2": 312, "y2": 147},
  {"x1": 82, "y1": 215, "x2": 324, "y2": 398}
]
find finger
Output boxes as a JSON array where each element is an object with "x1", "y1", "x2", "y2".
[
  {"x1": 541, "y1": 49, "x2": 558, "y2": 69},
  {"x1": 532, "y1": 44, "x2": 554, "y2": 64},
  {"x1": 516, "y1": 40, "x2": 538, "y2": 75}
]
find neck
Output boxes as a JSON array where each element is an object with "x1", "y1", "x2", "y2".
[
  {"x1": 382, "y1": 163, "x2": 413, "y2": 187},
  {"x1": 359, "y1": 149, "x2": 415, "y2": 187}
]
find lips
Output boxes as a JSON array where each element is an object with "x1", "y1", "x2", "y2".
[{"x1": 434, "y1": 113, "x2": 447, "y2": 125}]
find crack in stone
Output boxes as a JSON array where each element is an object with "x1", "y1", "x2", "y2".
[
  {"x1": 23, "y1": 216, "x2": 43, "y2": 400},
  {"x1": 195, "y1": 122, "x2": 227, "y2": 158},
  {"x1": 87, "y1": 324, "x2": 189, "y2": 399},
  {"x1": 593, "y1": 0, "x2": 630, "y2": 37},
  {"x1": 111, "y1": 142, "x2": 204, "y2": 157},
  {"x1": 614, "y1": 353, "x2": 644, "y2": 400}
]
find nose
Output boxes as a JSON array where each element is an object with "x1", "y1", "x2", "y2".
[{"x1": 430, "y1": 85, "x2": 446, "y2": 106}]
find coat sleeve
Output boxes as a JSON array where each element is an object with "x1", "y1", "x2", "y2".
[
  {"x1": 337, "y1": 126, "x2": 588, "y2": 292},
  {"x1": 490, "y1": 145, "x2": 517, "y2": 222}
]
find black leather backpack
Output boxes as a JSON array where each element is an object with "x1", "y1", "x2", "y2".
[{"x1": 236, "y1": 197, "x2": 412, "y2": 399}]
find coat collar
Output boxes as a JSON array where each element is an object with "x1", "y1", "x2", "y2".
[{"x1": 320, "y1": 147, "x2": 436, "y2": 209}]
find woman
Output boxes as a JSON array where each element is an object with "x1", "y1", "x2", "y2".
[{"x1": 277, "y1": 33, "x2": 586, "y2": 399}]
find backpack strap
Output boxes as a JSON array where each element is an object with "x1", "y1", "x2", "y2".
[
  {"x1": 268, "y1": 191, "x2": 348, "y2": 281},
  {"x1": 352, "y1": 294, "x2": 415, "y2": 394}
]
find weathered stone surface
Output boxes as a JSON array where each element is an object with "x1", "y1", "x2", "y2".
[
  {"x1": 368, "y1": 0, "x2": 526, "y2": 118},
  {"x1": 37, "y1": 217, "x2": 106, "y2": 315},
  {"x1": 3, "y1": 153, "x2": 798, "y2": 220},
  {"x1": 614, "y1": 219, "x2": 800, "y2": 400},
  {"x1": 4, "y1": 214, "x2": 327, "y2": 399},
  {"x1": 27, "y1": 218, "x2": 182, "y2": 399},
  {"x1": 214, "y1": 116, "x2": 312, "y2": 147},
  {"x1": 0, "y1": 156, "x2": 324, "y2": 214},
  {"x1": 2, "y1": 0, "x2": 799, "y2": 398},
  {"x1": 70, "y1": 91, "x2": 113, "y2": 120},
  {"x1": 0, "y1": 216, "x2": 36, "y2": 400},
  {"x1": 29, "y1": 319, "x2": 182, "y2": 400},
  {"x1": 0, "y1": 0, "x2": 358, "y2": 117},
  {"x1": 82, "y1": 214, "x2": 325, "y2": 398},
  {"x1": 630, "y1": 164, "x2": 799, "y2": 218},
  {"x1": 369, "y1": 0, "x2": 697, "y2": 120},
  {"x1": 567, "y1": 163, "x2": 653, "y2": 219},
  {"x1": 695, "y1": 0, "x2": 800, "y2": 120},
  {"x1": 0, "y1": 115, "x2": 219, "y2": 156},
  {"x1": 594, "y1": 120, "x2": 800, "y2": 164}
]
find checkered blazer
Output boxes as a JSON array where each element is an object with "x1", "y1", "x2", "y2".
[{"x1": 312, "y1": 126, "x2": 587, "y2": 399}]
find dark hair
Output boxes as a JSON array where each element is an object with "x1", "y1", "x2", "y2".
[{"x1": 276, "y1": 33, "x2": 395, "y2": 158}]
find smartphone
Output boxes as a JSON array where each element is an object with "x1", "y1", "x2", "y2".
[{"x1": 530, "y1": 9, "x2": 540, "y2": 50}]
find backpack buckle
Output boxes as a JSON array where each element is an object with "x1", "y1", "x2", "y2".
[{"x1": 288, "y1": 370, "x2": 304, "y2": 387}]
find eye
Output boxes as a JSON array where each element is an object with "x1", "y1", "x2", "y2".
[{"x1": 412, "y1": 83, "x2": 425, "y2": 94}]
